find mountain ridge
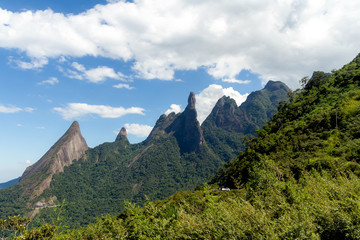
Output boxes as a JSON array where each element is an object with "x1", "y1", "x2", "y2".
[
  {"x1": 0, "y1": 82, "x2": 289, "y2": 227},
  {"x1": 0, "y1": 177, "x2": 20, "y2": 190},
  {"x1": 202, "y1": 80, "x2": 290, "y2": 161},
  {"x1": 19, "y1": 121, "x2": 88, "y2": 199},
  {"x1": 46, "y1": 53, "x2": 360, "y2": 239}
]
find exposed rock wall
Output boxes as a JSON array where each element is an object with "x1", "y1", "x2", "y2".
[{"x1": 20, "y1": 121, "x2": 88, "y2": 198}]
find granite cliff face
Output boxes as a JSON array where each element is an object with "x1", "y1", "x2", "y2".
[
  {"x1": 166, "y1": 92, "x2": 204, "y2": 153},
  {"x1": 207, "y1": 96, "x2": 244, "y2": 132},
  {"x1": 20, "y1": 121, "x2": 88, "y2": 198},
  {"x1": 145, "y1": 112, "x2": 179, "y2": 142},
  {"x1": 146, "y1": 92, "x2": 204, "y2": 153}
]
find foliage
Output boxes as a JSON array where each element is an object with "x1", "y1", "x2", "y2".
[
  {"x1": 30, "y1": 135, "x2": 223, "y2": 227},
  {"x1": 0, "y1": 215, "x2": 30, "y2": 239},
  {"x1": 51, "y1": 53, "x2": 360, "y2": 239},
  {"x1": 3, "y1": 54, "x2": 360, "y2": 239}
]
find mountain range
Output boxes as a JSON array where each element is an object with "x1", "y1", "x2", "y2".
[
  {"x1": 0, "y1": 81, "x2": 289, "y2": 226},
  {"x1": 47, "y1": 53, "x2": 360, "y2": 239},
  {"x1": 3, "y1": 54, "x2": 360, "y2": 238},
  {"x1": 0, "y1": 177, "x2": 20, "y2": 190}
]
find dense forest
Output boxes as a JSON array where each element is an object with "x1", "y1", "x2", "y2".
[
  {"x1": 2, "y1": 54, "x2": 360, "y2": 239},
  {"x1": 0, "y1": 82, "x2": 288, "y2": 231}
]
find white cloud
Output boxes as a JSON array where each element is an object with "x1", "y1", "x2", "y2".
[
  {"x1": 71, "y1": 62, "x2": 86, "y2": 72},
  {"x1": 1, "y1": 1, "x2": 360, "y2": 87},
  {"x1": 123, "y1": 123, "x2": 153, "y2": 138},
  {"x1": 0, "y1": 104, "x2": 35, "y2": 114},
  {"x1": 67, "y1": 62, "x2": 125, "y2": 83},
  {"x1": 37, "y1": 77, "x2": 59, "y2": 85},
  {"x1": 222, "y1": 78, "x2": 251, "y2": 84},
  {"x1": 16, "y1": 123, "x2": 23, "y2": 127},
  {"x1": 196, "y1": 84, "x2": 249, "y2": 124},
  {"x1": 53, "y1": 103, "x2": 145, "y2": 120},
  {"x1": 84, "y1": 66, "x2": 122, "y2": 83},
  {"x1": 113, "y1": 83, "x2": 134, "y2": 90},
  {"x1": 24, "y1": 107, "x2": 35, "y2": 112},
  {"x1": 165, "y1": 104, "x2": 181, "y2": 115},
  {"x1": 10, "y1": 57, "x2": 48, "y2": 70},
  {"x1": 25, "y1": 160, "x2": 31, "y2": 165},
  {"x1": 0, "y1": 105, "x2": 22, "y2": 113}
]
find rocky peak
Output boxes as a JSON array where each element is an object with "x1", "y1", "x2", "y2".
[
  {"x1": 187, "y1": 92, "x2": 196, "y2": 110},
  {"x1": 145, "y1": 113, "x2": 179, "y2": 143},
  {"x1": 116, "y1": 127, "x2": 130, "y2": 145},
  {"x1": 264, "y1": 80, "x2": 290, "y2": 92},
  {"x1": 205, "y1": 96, "x2": 245, "y2": 132},
  {"x1": 166, "y1": 92, "x2": 204, "y2": 153},
  {"x1": 20, "y1": 121, "x2": 88, "y2": 198},
  {"x1": 144, "y1": 92, "x2": 204, "y2": 153}
]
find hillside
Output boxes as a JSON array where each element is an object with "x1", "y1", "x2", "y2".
[
  {"x1": 0, "y1": 177, "x2": 20, "y2": 190},
  {"x1": 31, "y1": 54, "x2": 360, "y2": 239},
  {"x1": 0, "y1": 84, "x2": 288, "y2": 230},
  {"x1": 0, "y1": 122, "x2": 88, "y2": 219}
]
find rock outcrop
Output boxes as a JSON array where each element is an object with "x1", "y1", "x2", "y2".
[
  {"x1": 202, "y1": 81, "x2": 290, "y2": 162},
  {"x1": 20, "y1": 121, "x2": 88, "y2": 198},
  {"x1": 145, "y1": 112, "x2": 179, "y2": 143},
  {"x1": 115, "y1": 127, "x2": 130, "y2": 145},
  {"x1": 208, "y1": 96, "x2": 245, "y2": 132},
  {"x1": 166, "y1": 92, "x2": 204, "y2": 153},
  {"x1": 203, "y1": 80, "x2": 290, "y2": 135},
  {"x1": 145, "y1": 92, "x2": 204, "y2": 153}
]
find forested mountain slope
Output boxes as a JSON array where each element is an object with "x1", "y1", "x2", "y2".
[
  {"x1": 46, "y1": 54, "x2": 360, "y2": 239},
  {"x1": 0, "y1": 177, "x2": 20, "y2": 190},
  {"x1": 0, "y1": 83, "x2": 289, "y2": 230}
]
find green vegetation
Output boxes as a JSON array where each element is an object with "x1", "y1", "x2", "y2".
[
  {"x1": 51, "y1": 53, "x2": 360, "y2": 239},
  {"x1": 51, "y1": 174, "x2": 360, "y2": 239},
  {"x1": 29, "y1": 136, "x2": 223, "y2": 227},
  {"x1": 0, "y1": 178, "x2": 20, "y2": 190},
  {"x1": 2, "y1": 54, "x2": 360, "y2": 239}
]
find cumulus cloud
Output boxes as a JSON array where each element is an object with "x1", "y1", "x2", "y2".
[
  {"x1": 0, "y1": 1, "x2": 360, "y2": 87},
  {"x1": 222, "y1": 78, "x2": 251, "y2": 84},
  {"x1": 113, "y1": 83, "x2": 134, "y2": 90},
  {"x1": 196, "y1": 84, "x2": 249, "y2": 124},
  {"x1": 123, "y1": 123, "x2": 153, "y2": 138},
  {"x1": 0, "y1": 104, "x2": 35, "y2": 114},
  {"x1": 67, "y1": 62, "x2": 125, "y2": 83},
  {"x1": 53, "y1": 103, "x2": 145, "y2": 120},
  {"x1": 165, "y1": 104, "x2": 181, "y2": 115},
  {"x1": 10, "y1": 57, "x2": 48, "y2": 70},
  {"x1": 37, "y1": 77, "x2": 59, "y2": 85}
]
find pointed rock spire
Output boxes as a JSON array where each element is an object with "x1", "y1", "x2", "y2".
[
  {"x1": 166, "y1": 92, "x2": 204, "y2": 153},
  {"x1": 115, "y1": 127, "x2": 130, "y2": 145},
  {"x1": 20, "y1": 121, "x2": 88, "y2": 198},
  {"x1": 187, "y1": 92, "x2": 196, "y2": 110}
]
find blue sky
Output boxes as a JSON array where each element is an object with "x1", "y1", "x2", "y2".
[{"x1": 0, "y1": 0, "x2": 359, "y2": 182}]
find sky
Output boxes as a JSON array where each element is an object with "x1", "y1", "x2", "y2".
[{"x1": 0, "y1": 0, "x2": 359, "y2": 182}]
